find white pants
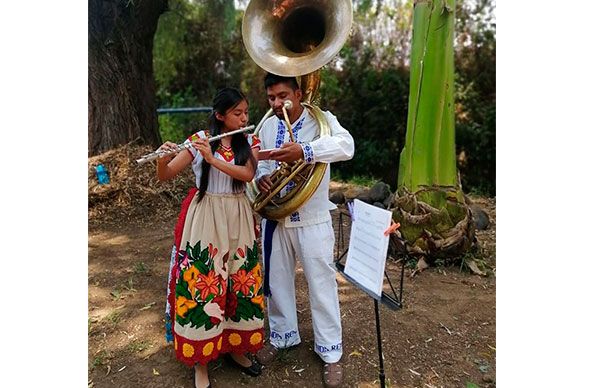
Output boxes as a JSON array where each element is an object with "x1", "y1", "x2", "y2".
[{"x1": 262, "y1": 219, "x2": 343, "y2": 363}]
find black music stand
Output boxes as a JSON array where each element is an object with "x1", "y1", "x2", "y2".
[{"x1": 334, "y1": 209, "x2": 408, "y2": 388}]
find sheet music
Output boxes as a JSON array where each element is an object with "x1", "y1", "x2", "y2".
[{"x1": 343, "y1": 199, "x2": 392, "y2": 297}]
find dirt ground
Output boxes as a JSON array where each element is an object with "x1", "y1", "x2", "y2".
[{"x1": 88, "y1": 187, "x2": 495, "y2": 388}]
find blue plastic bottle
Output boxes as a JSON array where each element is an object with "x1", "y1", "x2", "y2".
[{"x1": 96, "y1": 164, "x2": 110, "y2": 185}]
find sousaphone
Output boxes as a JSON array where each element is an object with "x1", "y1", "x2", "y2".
[{"x1": 242, "y1": 0, "x2": 353, "y2": 220}]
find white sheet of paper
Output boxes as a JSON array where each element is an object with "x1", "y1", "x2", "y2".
[{"x1": 343, "y1": 199, "x2": 392, "y2": 297}]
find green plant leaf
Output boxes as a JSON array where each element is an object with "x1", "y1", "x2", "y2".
[
  {"x1": 176, "y1": 282, "x2": 192, "y2": 300},
  {"x1": 200, "y1": 246, "x2": 209, "y2": 264},
  {"x1": 192, "y1": 241, "x2": 202, "y2": 260},
  {"x1": 189, "y1": 304, "x2": 209, "y2": 329},
  {"x1": 252, "y1": 303, "x2": 264, "y2": 319},
  {"x1": 194, "y1": 259, "x2": 209, "y2": 275},
  {"x1": 236, "y1": 298, "x2": 254, "y2": 320}
]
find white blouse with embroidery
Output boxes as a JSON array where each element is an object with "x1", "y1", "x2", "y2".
[{"x1": 183, "y1": 131, "x2": 261, "y2": 193}]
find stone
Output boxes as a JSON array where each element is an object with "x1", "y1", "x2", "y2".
[
  {"x1": 356, "y1": 191, "x2": 372, "y2": 204},
  {"x1": 383, "y1": 193, "x2": 395, "y2": 208},
  {"x1": 329, "y1": 190, "x2": 345, "y2": 204},
  {"x1": 470, "y1": 205, "x2": 490, "y2": 230},
  {"x1": 482, "y1": 374, "x2": 495, "y2": 383},
  {"x1": 344, "y1": 186, "x2": 369, "y2": 200},
  {"x1": 369, "y1": 181, "x2": 391, "y2": 203}
]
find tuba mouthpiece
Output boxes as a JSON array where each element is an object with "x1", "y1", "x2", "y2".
[{"x1": 283, "y1": 100, "x2": 293, "y2": 110}]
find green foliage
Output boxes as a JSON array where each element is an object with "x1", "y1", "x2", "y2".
[
  {"x1": 154, "y1": 0, "x2": 241, "y2": 102},
  {"x1": 157, "y1": 87, "x2": 209, "y2": 142},
  {"x1": 455, "y1": 0, "x2": 496, "y2": 195},
  {"x1": 133, "y1": 261, "x2": 148, "y2": 274},
  {"x1": 320, "y1": 60, "x2": 410, "y2": 185},
  {"x1": 154, "y1": 0, "x2": 242, "y2": 141},
  {"x1": 127, "y1": 339, "x2": 152, "y2": 353},
  {"x1": 331, "y1": 171, "x2": 379, "y2": 187},
  {"x1": 90, "y1": 350, "x2": 108, "y2": 370},
  {"x1": 456, "y1": 104, "x2": 495, "y2": 195},
  {"x1": 104, "y1": 310, "x2": 122, "y2": 325}
]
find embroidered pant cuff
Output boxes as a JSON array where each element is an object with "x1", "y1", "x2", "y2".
[
  {"x1": 269, "y1": 329, "x2": 301, "y2": 349},
  {"x1": 315, "y1": 342, "x2": 343, "y2": 363}
]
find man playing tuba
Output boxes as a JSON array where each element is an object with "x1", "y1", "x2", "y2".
[{"x1": 255, "y1": 73, "x2": 354, "y2": 388}]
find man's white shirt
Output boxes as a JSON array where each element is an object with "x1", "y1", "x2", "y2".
[{"x1": 256, "y1": 106, "x2": 355, "y2": 227}]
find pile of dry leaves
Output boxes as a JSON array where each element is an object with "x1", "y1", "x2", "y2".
[{"x1": 88, "y1": 144, "x2": 196, "y2": 226}]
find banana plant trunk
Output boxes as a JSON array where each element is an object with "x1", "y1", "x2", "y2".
[{"x1": 392, "y1": 0, "x2": 475, "y2": 263}]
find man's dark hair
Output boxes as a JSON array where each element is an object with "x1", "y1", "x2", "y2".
[{"x1": 264, "y1": 72, "x2": 299, "y2": 90}]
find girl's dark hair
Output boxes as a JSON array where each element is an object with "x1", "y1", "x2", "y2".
[{"x1": 197, "y1": 87, "x2": 255, "y2": 201}]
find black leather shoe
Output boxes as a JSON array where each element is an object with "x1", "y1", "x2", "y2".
[{"x1": 225, "y1": 353, "x2": 262, "y2": 377}]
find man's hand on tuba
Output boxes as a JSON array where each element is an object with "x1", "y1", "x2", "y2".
[
  {"x1": 270, "y1": 142, "x2": 303, "y2": 163},
  {"x1": 258, "y1": 175, "x2": 273, "y2": 194}
]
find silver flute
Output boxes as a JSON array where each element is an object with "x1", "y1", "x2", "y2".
[{"x1": 136, "y1": 125, "x2": 255, "y2": 164}]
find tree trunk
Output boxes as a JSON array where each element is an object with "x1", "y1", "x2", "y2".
[
  {"x1": 391, "y1": 0, "x2": 475, "y2": 263},
  {"x1": 88, "y1": 0, "x2": 168, "y2": 156},
  {"x1": 398, "y1": 0, "x2": 457, "y2": 193}
]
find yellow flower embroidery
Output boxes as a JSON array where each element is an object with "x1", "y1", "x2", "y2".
[
  {"x1": 176, "y1": 296, "x2": 198, "y2": 318},
  {"x1": 228, "y1": 333, "x2": 242, "y2": 346},
  {"x1": 183, "y1": 266, "x2": 200, "y2": 297},
  {"x1": 250, "y1": 332, "x2": 263, "y2": 346},
  {"x1": 217, "y1": 337, "x2": 223, "y2": 351},
  {"x1": 182, "y1": 343, "x2": 195, "y2": 358},
  {"x1": 251, "y1": 294, "x2": 264, "y2": 310},
  {"x1": 251, "y1": 264, "x2": 262, "y2": 290},
  {"x1": 202, "y1": 342, "x2": 214, "y2": 356},
  {"x1": 174, "y1": 338, "x2": 178, "y2": 350}
]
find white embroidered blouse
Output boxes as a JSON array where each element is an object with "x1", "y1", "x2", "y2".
[{"x1": 184, "y1": 131, "x2": 261, "y2": 193}]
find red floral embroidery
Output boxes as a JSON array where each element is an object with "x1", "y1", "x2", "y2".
[
  {"x1": 231, "y1": 269, "x2": 256, "y2": 296},
  {"x1": 250, "y1": 134, "x2": 261, "y2": 149},
  {"x1": 217, "y1": 145, "x2": 235, "y2": 162},
  {"x1": 208, "y1": 243, "x2": 218, "y2": 260},
  {"x1": 195, "y1": 270, "x2": 220, "y2": 300},
  {"x1": 213, "y1": 291, "x2": 227, "y2": 311},
  {"x1": 236, "y1": 247, "x2": 245, "y2": 259},
  {"x1": 225, "y1": 292, "x2": 238, "y2": 317}
]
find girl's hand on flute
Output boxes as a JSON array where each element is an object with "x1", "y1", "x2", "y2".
[
  {"x1": 194, "y1": 138, "x2": 215, "y2": 164},
  {"x1": 157, "y1": 141, "x2": 179, "y2": 160}
]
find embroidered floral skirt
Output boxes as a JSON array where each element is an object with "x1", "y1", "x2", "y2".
[{"x1": 165, "y1": 188, "x2": 264, "y2": 366}]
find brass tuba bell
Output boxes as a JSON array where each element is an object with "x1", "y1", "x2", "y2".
[{"x1": 242, "y1": 0, "x2": 353, "y2": 220}]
